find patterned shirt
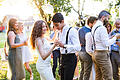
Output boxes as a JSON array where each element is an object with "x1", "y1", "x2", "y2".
[{"x1": 110, "y1": 29, "x2": 120, "y2": 51}]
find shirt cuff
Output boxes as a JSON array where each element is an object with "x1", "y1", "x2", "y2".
[
  {"x1": 64, "y1": 44, "x2": 67, "y2": 48},
  {"x1": 113, "y1": 36, "x2": 117, "y2": 41},
  {"x1": 64, "y1": 44, "x2": 72, "y2": 48}
]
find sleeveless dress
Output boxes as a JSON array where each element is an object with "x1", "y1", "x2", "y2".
[
  {"x1": 19, "y1": 33, "x2": 33, "y2": 64},
  {"x1": 36, "y1": 38, "x2": 55, "y2": 80},
  {"x1": 7, "y1": 34, "x2": 25, "y2": 80}
]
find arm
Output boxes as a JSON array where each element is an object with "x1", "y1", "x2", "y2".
[
  {"x1": 36, "y1": 38, "x2": 57, "y2": 60},
  {"x1": 100, "y1": 27, "x2": 116, "y2": 47},
  {"x1": 8, "y1": 31, "x2": 27, "y2": 48},
  {"x1": 51, "y1": 30, "x2": 59, "y2": 41},
  {"x1": 116, "y1": 41, "x2": 120, "y2": 47},
  {"x1": 85, "y1": 32, "x2": 94, "y2": 56},
  {"x1": 47, "y1": 30, "x2": 59, "y2": 43},
  {"x1": 4, "y1": 41, "x2": 8, "y2": 56},
  {"x1": 109, "y1": 30, "x2": 120, "y2": 47},
  {"x1": 58, "y1": 28, "x2": 81, "y2": 52}
]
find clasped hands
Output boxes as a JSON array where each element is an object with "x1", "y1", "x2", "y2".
[
  {"x1": 54, "y1": 39, "x2": 64, "y2": 48},
  {"x1": 115, "y1": 33, "x2": 120, "y2": 39},
  {"x1": 24, "y1": 38, "x2": 29, "y2": 46}
]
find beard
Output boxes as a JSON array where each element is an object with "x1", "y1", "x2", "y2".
[{"x1": 103, "y1": 19, "x2": 108, "y2": 26}]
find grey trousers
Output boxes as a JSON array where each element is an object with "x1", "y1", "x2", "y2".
[
  {"x1": 110, "y1": 51, "x2": 120, "y2": 80},
  {"x1": 92, "y1": 50, "x2": 112, "y2": 80},
  {"x1": 79, "y1": 51, "x2": 92, "y2": 80}
]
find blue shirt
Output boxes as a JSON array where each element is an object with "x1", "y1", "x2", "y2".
[
  {"x1": 78, "y1": 26, "x2": 91, "y2": 51},
  {"x1": 110, "y1": 29, "x2": 120, "y2": 51},
  {"x1": 50, "y1": 31, "x2": 54, "y2": 39},
  {"x1": 50, "y1": 31, "x2": 60, "y2": 50}
]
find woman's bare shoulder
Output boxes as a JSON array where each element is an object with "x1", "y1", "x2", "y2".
[
  {"x1": 35, "y1": 37, "x2": 43, "y2": 45},
  {"x1": 8, "y1": 31, "x2": 16, "y2": 37}
]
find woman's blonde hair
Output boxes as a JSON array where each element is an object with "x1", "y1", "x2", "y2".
[{"x1": 7, "y1": 18, "x2": 17, "y2": 35}]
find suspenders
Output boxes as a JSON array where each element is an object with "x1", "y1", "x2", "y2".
[
  {"x1": 92, "y1": 25, "x2": 101, "y2": 50},
  {"x1": 65, "y1": 27, "x2": 72, "y2": 53}
]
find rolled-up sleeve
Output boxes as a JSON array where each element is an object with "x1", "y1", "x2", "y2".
[
  {"x1": 85, "y1": 32, "x2": 94, "y2": 54},
  {"x1": 100, "y1": 27, "x2": 116, "y2": 47}
]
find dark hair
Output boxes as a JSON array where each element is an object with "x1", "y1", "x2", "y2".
[
  {"x1": 7, "y1": 18, "x2": 17, "y2": 35},
  {"x1": 52, "y1": 13, "x2": 64, "y2": 23},
  {"x1": 30, "y1": 20, "x2": 48, "y2": 49},
  {"x1": 105, "y1": 22, "x2": 112, "y2": 33},
  {"x1": 98, "y1": 10, "x2": 111, "y2": 19},
  {"x1": 81, "y1": 20, "x2": 85, "y2": 26},
  {"x1": 87, "y1": 16, "x2": 98, "y2": 25},
  {"x1": 76, "y1": 23, "x2": 80, "y2": 27}
]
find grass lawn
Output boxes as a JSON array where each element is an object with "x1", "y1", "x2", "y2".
[
  {"x1": 0, "y1": 32, "x2": 81, "y2": 80},
  {"x1": 0, "y1": 32, "x2": 61, "y2": 80},
  {"x1": 0, "y1": 32, "x2": 6, "y2": 48},
  {"x1": 0, "y1": 56, "x2": 61, "y2": 80}
]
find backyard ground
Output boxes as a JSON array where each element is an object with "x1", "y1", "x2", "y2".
[{"x1": 0, "y1": 32, "x2": 61, "y2": 80}]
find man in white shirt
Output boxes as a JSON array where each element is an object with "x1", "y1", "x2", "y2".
[
  {"x1": 90, "y1": 10, "x2": 120, "y2": 80},
  {"x1": 52, "y1": 13, "x2": 81, "y2": 80},
  {"x1": 78, "y1": 16, "x2": 97, "y2": 80},
  {"x1": 85, "y1": 30, "x2": 95, "y2": 80}
]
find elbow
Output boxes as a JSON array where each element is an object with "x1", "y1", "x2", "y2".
[
  {"x1": 76, "y1": 46, "x2": 81, "y2": 51},
  {"x1": 41, "y1": 56, "x2": 47, "y2": 60},
  {"x1": 86, "y1": 47, "x2": 90, "y2": 53},
  {"x1": 79, "y1": 47, "x2": 81, "y2": 51},
  {"x1": 103, "y1": 43, "x2": 109, "y2": 47},
  {"x1": 87, "y1": 50, "x2": 94, "y2": 54},
  {"x1": 39, "y1": 52, "x2": 47, "y2": 60},
  {"x1": 75, "y1": 46, "x2": 81, "y2": 52},
  {"x1": 11, "y1": 45, "x2": 16, "y2": 48},
  {"x1": 86, "y1": 49, "x2": 89, "y2": 53},
  {"x1": 78, "y1": 46, "x2": 81, "y2": 51},
  {"x1": 86, "y1": 50, "x2": 92, "y2": 54},
  {"x1": 42, "y1": 57, "x2": 46, "y2": 60}
]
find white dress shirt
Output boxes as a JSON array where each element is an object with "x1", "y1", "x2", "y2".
[
  {"x1": 85, "y1": 32, "x2": 94, "y2": 54},
  {"x1": 59, "y1": 25, "x2": 81, "y2": 54},
  {"x1": 91, "y1": 20, "x2": 117, "y2": 50}
]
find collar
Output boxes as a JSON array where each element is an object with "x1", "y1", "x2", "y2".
[
  {"x1": 97, "y1": 20, "x2": 103, "y2": 26},
  {"x1": 61, "y1": 25, "x2": 70, "y2": 32},
  {"x1": 86, "y1": 25, "x2": 91, "y2": 29}
]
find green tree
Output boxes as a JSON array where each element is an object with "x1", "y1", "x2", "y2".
[
  {"x1": 106, "y1": 0, "x2": 120, "y2": 18},
  {"x1": 115, "y1": 0, "x2": 120, "y2": 17},
  {"x1": 50, "y1": 0, "x2": 72, "y2": 15},
  {"x1": 32, "y1": 0, "x2": 72, "y2": 28}
]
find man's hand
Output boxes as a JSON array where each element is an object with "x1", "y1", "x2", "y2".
[
  {"x1": 56, "y1": 41, "x2": 64, "y2": 48},
  {"x1": 24, "y1": 40, "x2": 28, "y2": 46},
  {"x1": 115, "y1": 33, "x2": 120, "y2": 39},
  {"x1": 116, "y1": 41, "x2": 120, "y2": 47}
]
